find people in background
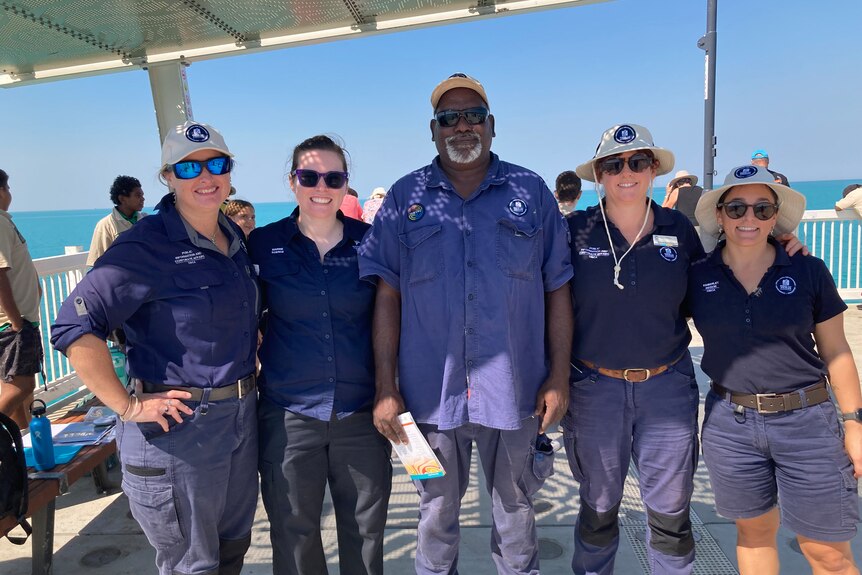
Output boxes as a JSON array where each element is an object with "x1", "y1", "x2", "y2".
[
  {"x1": 361, "y1": 187, "x2": 387, "y2": 224},
  {"x1": 250, "y1": 135, "x2": 391, "y2": 575},
  {"x1": 224, "y1": 198, "x2": 256, "y2": 238},
  {"x1": 689, "y1": 164, "x2": 861, "y2": 575},
  {"x1": 0, "y1": 169, "x2": 42, "y2": 430},
  {"x1": 835, "y1": 183, "x2": 862, "y2": 218},
  {"x1": 340, "y1": 187, "x2": 364, "y2": 220},
  {"x1": 751, "y1": 149, "x2": 789, "y2": 186},
  {"x1": 86, "y1": 175, "x2": 147, "y2": 267},
  {"x1": 51, "y1": 121, "x2": 259, "y2": 575},
  {"x1": 662, "y1": 169, "x2": 703, "y2": 227},
  {"x1": 555, "y1": 170, "x2": 582, "y2": 215}
]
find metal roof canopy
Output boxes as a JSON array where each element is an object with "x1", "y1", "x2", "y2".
[
  {"x1": 0, "y1": 0, "x2": 608, "y2": 87},
  {"x1": 0, "y1": 0, "x2": 718, "y2": 186}
]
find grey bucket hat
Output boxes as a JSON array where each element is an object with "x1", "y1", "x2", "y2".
[
  {"x1": 695, "y1": 165, "x2": 806, "y2": 238},
  {"x1": 576, "y1": 124, "x2": 675, "y2": 182}
]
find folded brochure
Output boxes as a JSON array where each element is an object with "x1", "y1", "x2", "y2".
[{"x1": 389, "y1": 412, "x2": 445, "y2": 480}]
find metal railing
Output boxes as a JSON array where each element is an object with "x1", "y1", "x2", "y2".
[
  {"x1": 31, "y1": 210, "x2": 862, "y2": 391},
  {"x1": 798, "y1": 210, "x2": 861, "y2": 300},
  {"x1": 34, "y1": 251, "x2": 87, "y2": 404}
]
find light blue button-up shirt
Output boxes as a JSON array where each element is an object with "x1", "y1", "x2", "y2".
[{"x1": 358, "y1": 154, "x2": 572, "y2": 430}]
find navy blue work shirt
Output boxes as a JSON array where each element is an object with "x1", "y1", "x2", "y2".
[
  {"x1": 51, "y1": 193, "x2": 259, "y2": 386},
  {"x1": 686, "y1": 237, "x2": 846, "y2": 394},
  {"x1": 358, "y1": 154, "x2": 573, "y2": 431},
  {"x1": 248, "y1": 209, "x2": 375, "y2": 421},
  {"x1": 568, "y1": 200, "x2": 704, "y2": 369}
]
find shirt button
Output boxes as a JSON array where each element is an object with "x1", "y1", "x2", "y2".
[
  {"x1": 325, "y1": 334, "x2": 331, "y2": 340},
  {"x1": 745, "y1": 319, "x2": 751, "y2": 323},
  {"x1": 323, "y1": 269, "x2": 329, "y2": 274},
  {"x1": 323, "y1": 312, "x2": 328, "y2": 317},
  {"x1": 329, "y1": 377, "x2": 335, "y2": 383},
  {"x1": 466, "y1": 230, "x2": 471, "y2": 236},
  {"x1": 468, "y1": 294, "x2": 475, "y2": 301},
  {"x1": 745, "y1": 309, "x2": 751, "y2": 314},
  {"x1": 467, "y1": 328, "x2": 474, "y2": 334},
  {"x1": 630, "y1": 281, "x2": 636, "y2": 286},
  {"x1": 233, "y1": 272, "x2": 239, "y2": 278},
  {"x1": 242, "y1": 301, "x2": 249, "y2": 308},
  {"x1": 467, "y1": 360, "x2": 474, "y2": 367},
  {"x1": 327, "y1": 356, "x2": 333, "y2": 362},
  {"x1": 320, "y1": 290, "x2": 326, "y2": 296},
  {"x1": 467, "y1": 261, "x2": 473, "y2": 267}
]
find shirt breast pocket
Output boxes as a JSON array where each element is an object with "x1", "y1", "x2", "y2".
[
  {"x1": 172, "y1": 269, "x2": 227, "y2": 324},
  {"x1": 399, "y1": 224, "x2": 443, "y2": 286},
  {"x1": 496, "y1": 220, "x2": 540, "y2": 280}
]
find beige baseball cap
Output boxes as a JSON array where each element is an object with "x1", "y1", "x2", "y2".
[
  {"x1": 430, "y1": 73, "x2": 490, "y2": 110},
  {"x1": 161, "y1": 121, "x2": 233, "y2": 169}
]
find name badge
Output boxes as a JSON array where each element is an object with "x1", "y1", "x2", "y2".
[{"x1": 653, "y1": 235, "x2": 679, "y2": 247}]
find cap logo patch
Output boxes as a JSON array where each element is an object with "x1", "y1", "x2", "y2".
[
  {"x1": 735, "y1": 166, "x2": 758, "y2": 179},
  {"x1": 508, "y1": 198, "x2": 528, "y2": 216},
  {"x1": 407, "y1": 203, "x2": 425, "y2": 222},
  {"x1": 659, "y1": 246, "x2": 678, "y2": 262},
  {"x1": 613, "y1": 125, "x2": 636, "y2": 144},
  {"x1": 185, "y1": 124, "x2": 210, "y2": 143},
  {"x1": 775, "y1": 276, "x2": 796, "y2": 295}
]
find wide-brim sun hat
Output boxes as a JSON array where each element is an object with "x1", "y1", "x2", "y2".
[
  {"x1": 575, "y1": 124, "x2": 675, "y2": 182},
  {"x1": 161, "y1": 120, "x2": 233, "y2": 169},
  {"x1": 695, "y1": 165, "x2": 806, "y2": 238},
  {"x1": 370, "y1": 187, "x2": 387, "y2": 199},
  {"x1": 668, "y1": 169, "x2": 698, "y2": 188}
]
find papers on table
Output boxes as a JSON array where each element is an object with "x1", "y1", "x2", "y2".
[
  {"x1": 22, "y1": 422, "x2": 115, "y2": 448},
  {"x1": 389, "y1": 412, "x2": 445, "y2": 480}
]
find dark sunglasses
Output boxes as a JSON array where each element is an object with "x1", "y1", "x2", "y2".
[
  {"x1": 717, "y1": 200, "x2": 779, "y2": 220},
  {"x1": 434, "y1": 107, "x2": 489, "y2": 128},
  {"x1": 293, "y1": 169, "x2": 349, "y2": 189},
  {"x1": 172, "y1": 156, "x2": 232, "y2": 180},
  {"x1": 598, "y1": 152, "x2": 655, "y2": 176}
]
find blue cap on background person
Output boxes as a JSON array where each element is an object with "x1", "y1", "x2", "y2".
[{"x1": 751, "y1": 149, "x2": 769, "y2": 160}]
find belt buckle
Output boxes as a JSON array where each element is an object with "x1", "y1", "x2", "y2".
[
  {"x1": 755, "y1": 393, "x2": 782, "y2": 413},
  {"x1": 623, "y1": 368, "x2": 650, "y2": 383}
]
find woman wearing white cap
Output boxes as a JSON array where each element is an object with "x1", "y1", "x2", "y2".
[
  {"x1": 688, "y1": 166, "x2": 861, "y2": 574},
  {"x1": 51, "y1": 121, "x2": 259, "y2": 575},
  {"x1": 562, "y1": 124, "x2": 703, "y2": 575}
]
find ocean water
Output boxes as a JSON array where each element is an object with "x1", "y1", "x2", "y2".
[{"x1": 12, "y1": 179, "x2": 859, "y2": 260}]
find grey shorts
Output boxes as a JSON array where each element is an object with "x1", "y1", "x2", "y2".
[{"x1": 0, "y1": 323, "x2": 43, "y2": 381}]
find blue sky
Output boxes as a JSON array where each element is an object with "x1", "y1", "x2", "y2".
[{"x1": 2, "y1": 0, "x2": 860, "y2": 212}]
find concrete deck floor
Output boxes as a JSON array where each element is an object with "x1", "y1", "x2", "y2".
[{"x1": 2, "y1": 305, "x2": 862, "y2": 574}]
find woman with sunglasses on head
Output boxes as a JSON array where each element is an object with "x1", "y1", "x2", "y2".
[
  {"x1": 562, "y1": 124, "x2": 704, "y2": 575},
  {"x1": 687, "y1": 166, "x2": 861, "y2": 575},
  {"x1": 51, "y1": 121, "x2": 260, "y2": 575},
  {"x1": 248, "y1": 135, "x2": 391, "y2": 575}
]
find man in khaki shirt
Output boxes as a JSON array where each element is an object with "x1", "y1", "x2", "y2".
[
  {"x1": 86, "y1": 175, "x2": 147, "y2": 266},
  {"x1": 836, "y1": 184, "x2": 862, "y2": 218},
  {"x1": 0, "y1": 169, "x2": 42, "y2": 429}
]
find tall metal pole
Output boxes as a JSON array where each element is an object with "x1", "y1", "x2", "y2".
[{"x1": 698, "y1": 0, "x2": 718, "y2": 190}]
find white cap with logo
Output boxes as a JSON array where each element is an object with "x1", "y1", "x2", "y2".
[{"x1": 161, "y1": 121, "x2": 233, "y2": 169}]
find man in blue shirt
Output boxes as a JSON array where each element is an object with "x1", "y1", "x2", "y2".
[{"x1": 358, "y1": 73, "x2": 573, "y2": 574}]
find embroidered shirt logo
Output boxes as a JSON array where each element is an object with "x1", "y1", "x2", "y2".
[
  {"x1": 579, "y1": 247, "x2": 611, "y2": 259},
  {"x1": 271, "y1": 247, "x2": 285, "y2": 254},
  {"x1": 508, "y1": 198, "x2": 528, "y2": 216},
  {"x1": 702, "y1": 281, "x2": 719, "y2": 293},
  {"x1": 659, "y1": 246, "x2": 678, "y2": 262},
  {"x1": 174, "y1": 250, "x2": 205, "y2": 265},
  {"x1": 775, "y1": 276, "x2": 797, "y2": 295}
]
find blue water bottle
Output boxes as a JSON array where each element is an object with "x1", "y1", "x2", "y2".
[{"x1": 30, "y1": 399, "x2": 55, "y2": 471}]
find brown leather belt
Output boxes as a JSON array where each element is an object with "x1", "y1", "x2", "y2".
[
  {"x1": 710, "y1": 381, "x2": 829, "y2": 414},
  {"x1": 135, "y1": 374, "x2": 256, "y2": 402},
  {"x1": 579, "y1": 359, "x2": 673, "y2": 383}
]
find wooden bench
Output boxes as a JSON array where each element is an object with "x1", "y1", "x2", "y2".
[{"x1": 0, "y1": 408, "x2": 117, "y2": 575}]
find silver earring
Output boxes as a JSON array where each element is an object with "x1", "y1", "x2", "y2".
[{"x1": 717, "y1": 224, "x2": 724, "y2": 236}]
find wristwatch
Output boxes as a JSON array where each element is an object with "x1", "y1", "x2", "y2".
[{"x1": 841, "y1": 409, "x2": 862, "y2": 422}]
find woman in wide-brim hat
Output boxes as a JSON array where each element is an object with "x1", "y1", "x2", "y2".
[
  {"x1": 564, "y1": 123, "x2": 705, "y2": 574},
  {"x1": 688, "y1": 165, "x2": 862, "y2": 574}
]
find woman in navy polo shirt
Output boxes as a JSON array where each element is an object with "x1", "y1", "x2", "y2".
[
  {"x1": 51, "y1": 121, "x2": 260, "y2": 575},
  {"x1": 563, "y1": 124, "x2": 703, "y2": 575},
  {"x1": 249, "y1": 135, "x2": 391, "y2": 575},
  {"x1": 688, "y1": 166, "x2": 862, "y2": 574}
]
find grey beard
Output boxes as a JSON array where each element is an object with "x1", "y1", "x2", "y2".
[{"x1": 444, "y1": 135, "x2": 482, "y2": 164}]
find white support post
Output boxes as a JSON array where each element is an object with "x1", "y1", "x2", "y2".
[{"x1": 147, "y1": 61, "x2": 193, "y2": 144}]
